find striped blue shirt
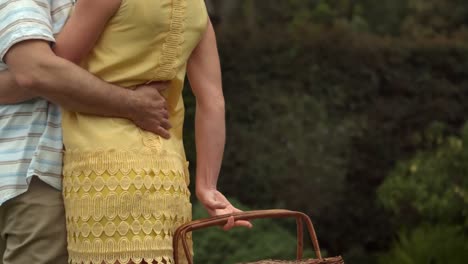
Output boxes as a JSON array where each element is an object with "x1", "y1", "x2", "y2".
[{"x1": 0, "y1": 0, "x2": 73, "y2": 205}]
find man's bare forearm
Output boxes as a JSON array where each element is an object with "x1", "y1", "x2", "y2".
[
  {"x1": 22, "y1": 55, "x2": 135, "y2": 119},
  {"x1": 3, "y1": 40, "x2": 171, "y2": 136},
  {"x1": 5, "y1": 40, "x2": 136, "y2": 119},
  {"x1": 0, "y1": 70, "x2": 36, "y2": 104}
]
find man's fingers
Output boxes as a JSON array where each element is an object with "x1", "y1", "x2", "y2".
[
  {"x1": 161, "y1": 109, "x2": 169, "y2": 119},
  {"x1": 148, "y1": 81, "x2": 170, "y2": 91},
  {"x1": 155, "y1": 126, "x2": 170, "y2": 139},
  {"x1": 140, "y1": 124, "x2": 170, "y2": 139},
  {"x1": 157, "y1": 83, "x2": 170, "y2": 91},
  {"x1": 160, "y1": 119, "x2": 172, "y2": 130}
]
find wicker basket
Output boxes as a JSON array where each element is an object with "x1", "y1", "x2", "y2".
[{"x1": 173, "y1": 209, "x2": 344, "y2": 264}]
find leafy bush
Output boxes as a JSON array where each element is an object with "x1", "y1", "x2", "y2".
[
  {"x1": 183, "y1": 24, "x2": 468, "y2": 262},
  {"x1": 378, "y1": 225, "x2": 468, "y2": 264},
  {"x1": 378, "y1": 122, "x2": 468, "y2": 228}
]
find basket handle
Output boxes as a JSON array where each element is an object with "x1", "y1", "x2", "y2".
[{"x1": 173, "y1": 209, "x2": 323, "y2": 264}]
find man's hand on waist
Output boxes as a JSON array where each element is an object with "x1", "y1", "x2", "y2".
[{"x1": 127, "y1": 81, "x2": 172, "y2": 139}]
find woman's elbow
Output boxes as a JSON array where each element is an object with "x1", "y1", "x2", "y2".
[{"x1": 197, "y1": 94, "x2": 225, "y2": 112}]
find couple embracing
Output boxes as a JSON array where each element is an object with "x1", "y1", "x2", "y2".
[{"x1": 0, "y1": 0, "x2": 250, "y2": 263}]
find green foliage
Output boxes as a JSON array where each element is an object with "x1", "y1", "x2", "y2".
[
  {"x1": 401, "y1": 0, "x2": 468, "y2": 38},
  {"x1": 191, "y1": 200, "x2": 315, "y2": 264},
  {"x1": 213, "y1": 0, "x2": 468, "y2": 37},
  {"x1": 182, "y1": 2, "x2": 468, "y2": 261},
  {"x1": 358, "y1": 0, "x2": 408, "y2": 35},
  {"x1": 183, "y1": 24, "x2": 468, "y2": 262},
  {"x1": 378, "y1": 123, "x2": 468, "y2": 228},
  {"x1": 378, "y1": 225, "x2": 468, "y2": 264},
  {"x1": 311, "y1": 1, "x2": 336, "y2": 25}
]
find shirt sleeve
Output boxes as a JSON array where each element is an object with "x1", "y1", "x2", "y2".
[
  {"x1": 0, "y1": 0, "x2": 55, "y2": 63},
  {"x1": 50, "y1": 0, "x2": 74, "y2": 34}
]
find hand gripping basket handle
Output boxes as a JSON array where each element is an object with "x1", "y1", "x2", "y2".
[{"x1": 173, "y1": 209, "x2": 323, "y2": 264}]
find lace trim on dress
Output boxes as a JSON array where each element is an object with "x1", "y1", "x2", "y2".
[
  {"x1": 64, "y1": 169, "x2": 192, "y2": 264},
  {"x1": 141, "y1": 0, "x2": 186, "y2": 151},
  {"x1": 63, "y1": 148, "x2": 190, "y2": 182},
  {"x1": 67, "y1": 237, "x2": 193, "y2": 264},
  {"x1": 153, "y1": 0, "x2": 186, "y2": 80}
]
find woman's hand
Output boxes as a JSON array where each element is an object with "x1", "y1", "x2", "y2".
[
  {"x1": 188, "y1": 20, "x2": 252, "y2": 231},
  {"x1": 196, "y1": 188, "x2": 253, "y2": 231}
]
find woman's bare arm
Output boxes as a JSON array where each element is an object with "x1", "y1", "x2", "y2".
[
  {"x1": 53, "y1": 0, "x2": 121, "y2": 64},
  {"x1": 188, "y1": 20, "x2": 252, "y2": 230}
]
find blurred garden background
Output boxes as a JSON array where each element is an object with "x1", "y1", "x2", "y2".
[{"x1": 182, "y1": 1, "x2": 468, "y2": 263}]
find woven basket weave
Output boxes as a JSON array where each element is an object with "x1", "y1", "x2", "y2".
[{"x1": 173, "y1": 209, "x2": 344, "y2": 264}]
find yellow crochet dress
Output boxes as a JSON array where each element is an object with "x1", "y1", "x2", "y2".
[{"x1": 61, "y1": 0, "x2": 208, "y2": 263}]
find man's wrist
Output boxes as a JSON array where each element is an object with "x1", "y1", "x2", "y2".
[{"x1": 119, "y1": 88, "x2": 137, "y2": 120}]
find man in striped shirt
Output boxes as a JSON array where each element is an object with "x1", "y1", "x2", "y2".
[{"x1": 0, "y1": 1, "x2": 172, "y2": 263}]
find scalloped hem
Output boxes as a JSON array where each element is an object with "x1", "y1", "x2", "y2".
[
  {"x1": 70, "y1": 256, "x2": 177, "y2": 264},
  {"x1": 69, "y1": 250, "x2": 191, "y2": 264}
]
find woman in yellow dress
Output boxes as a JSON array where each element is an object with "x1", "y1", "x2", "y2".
[{"x1": 53, "y1": 0, "x2": 252, "y2": 263}]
